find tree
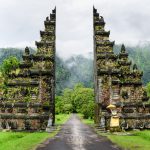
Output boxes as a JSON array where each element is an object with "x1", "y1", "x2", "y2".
[
  {"x1": 81, "y1": 101, "x2": 95, "y2": 119},
  {"x1": 55, "y1": 88, "x2": 73, "y2": 114},
  {"x1": 55, "y1": 96, "x2": 63, "y2": 114},
  {"x1": 55, "y1": 83, "x2": 95, "y2": 119},
  {"x1": 1, "y1": 56, "x2": 19, "y2": 77},
  {"x1": 71, "y1": 84, "x2": 94, "y2": 118}
]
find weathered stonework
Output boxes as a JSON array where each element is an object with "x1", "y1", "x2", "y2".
[
  {"x1": 0, "y1": 8, "x2": 56, "y2": 131},
  {"x1": 93, "y1": 7, "x2": 149, "y2": 130}
]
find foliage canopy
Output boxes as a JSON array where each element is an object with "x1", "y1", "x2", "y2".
[
  {"x1": 55, "y1": 83, "x2": 95, "y2": 119},
  {"x1": 1, "y1": 56, "x2": 19, "y2": 77}
]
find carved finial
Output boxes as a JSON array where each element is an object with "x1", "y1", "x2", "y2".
[
  {"x1": 121, "y1": 44, "x2": 126, "y2": 53},
  {"x1": 99, "y1": 16, "x2": 104, "y2": 22},
  {"x1": 93, "y1": 7, "x2": 97, "y2": 13},
  {"x1": 46, "y1": 17, "x2": 49, "y2": 21},
  {"x1": 133, "y1": 64, "x2": 138, "y2": 70},
  {"x1": 52, "y1": 7, "x2": 56, "y2": 14},
  {"x1": 25, "y1": 47, "x2": 30, "y2": 55}
]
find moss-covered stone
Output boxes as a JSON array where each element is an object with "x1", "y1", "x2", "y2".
[
  {"x1": 93, "y1": 7, "x2": 149, "y2": 131},
  {"x1": 0, "y1": 8, "x2": 56, "y2": 131}
]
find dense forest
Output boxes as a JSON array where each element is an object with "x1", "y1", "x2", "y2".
[{"x1": 0, "y1": 44, "x2": 150, "y2": 95}]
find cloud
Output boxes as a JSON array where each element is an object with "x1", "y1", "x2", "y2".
[
  {"x1": 94, "y1": 0, "x2": 150, "y2": 44},
  {"x1": 0, "y1": 0, "x2": 150, "y2": 58}
]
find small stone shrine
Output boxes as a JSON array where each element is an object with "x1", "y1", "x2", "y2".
[{"x1": 0, "y1": 8, "x2": 56, "y2": 131}]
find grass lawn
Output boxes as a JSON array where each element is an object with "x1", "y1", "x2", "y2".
[
  {"x1": 96, "y1": 130, "x2": 150, "y2": 150},
  {"x1": 77, "y1": 113, "x2": 94, "y2": 125},
  {"x1": 0, "y1": 114, "x2": 71, "y2": 150},
  {"x1": 55, "y1": 113, "x2": 71, "y2": 125}
]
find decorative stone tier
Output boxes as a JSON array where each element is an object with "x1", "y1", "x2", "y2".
[
  {"x1": 97, "y1": 53, "x2": 118, "y2": 60},
  {"x1": 0, "y1": 114, "x2": 49, "y2": 120},
  {"x1": 111, "y1": 80, "x2": 143, "y2": 86},
  {"x1": 50, "y1": 13, "x2": 56, "y2": 20},
  {"x1": 35, "y1": 41, "x2": 54, "y2": 47},
  {"x1": 22, "y1": 55, "x2": 54, "y2": 61},
  {"x1": 8, "y1": 70, "x2": 54, "y2": 78},
  {"x1": 0, "y1": 102, "x2": 48, "y2": 107},
  {"x1": 96, "y1": 41, "x2": 115, "y2": 47},
  {"x1": 29, "y1": 70, "x2": 54, "y2": 76},
  {"x1": 95, "y1": 31, "x2": 110, "y2": 36},
  {"x1": 118, "y1": 60, "x2": 132, "y2": 66},
  {"x1": 121, "y1": 71, "x2": 143, "y2": 76},
  {"x1": 94, "y1": 20, "x2": 105, "y2": 26},
  {"x1": 44, "y1": 20, "x2": 55, "y2": 26},
  {"x1": 118, "y1": 53, "x2": 128, "y2": 58},
  {"x1": 97, "y1": 68, "x2": 120, "y2": 75},
  {"x1": 111, "y1": 80, "x2": 120, "y2": 85},
  {"x1": 7, "y1": 81, "x2": 39, "y2": 86},
  {"x1": 40, "y1": 31, "x2": 55, "y2": 37},
  {"x1": 19, "y1": 63, "x2": 33, "y2": 68},
  {"x1": 104, "y1": 115, "x2": 150, "y2": 128},
  {"x1": 0, "y1": 102, "x2": 50, "y2": 130},
  {"x1": 120, "y1": 81, "x2": 142, "y2": 86},
  {"x1": 115, "y1": 102, "x2": 150, "y2": 107},
  {"x1": 104, "y1": 114, "x2": 150, "y2": 120},
  {"x1": 96, "y1": 51, "x2": 114, "y2": 54},
  {"x1": 94, "y1": 12, "x2": 99, "y2": 17}
]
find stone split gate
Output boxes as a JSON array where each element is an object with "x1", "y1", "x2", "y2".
[{"x1": 0, "y1": 7, "x2": 149, "y2": 131}]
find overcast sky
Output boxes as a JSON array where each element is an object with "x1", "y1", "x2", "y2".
[{"x1": 0, "y1": 0, "x2": 150, "y2": 58}]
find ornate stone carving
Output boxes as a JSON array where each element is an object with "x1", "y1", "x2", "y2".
[
  {"x1": 0, "y1": 8, "x2": 56, "y2": 131},
  {"x1": 93, "y1": 7, "x2": 149, "y2": 130}
]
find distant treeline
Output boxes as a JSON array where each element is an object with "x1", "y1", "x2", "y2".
[
  {"x1": 0, "y1": 48, "x2": 35, "y2": 64},
  {"x1": 0, "y1": 44, "x2": 150, "y2": 95}
]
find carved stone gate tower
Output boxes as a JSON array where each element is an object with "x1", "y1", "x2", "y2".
[
  {"x1": 0, "y1": 8, "x2": 56, "y2": 130},
  {"x1": 93, "y1": 7, "x2": 150, "y2": 130}
]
